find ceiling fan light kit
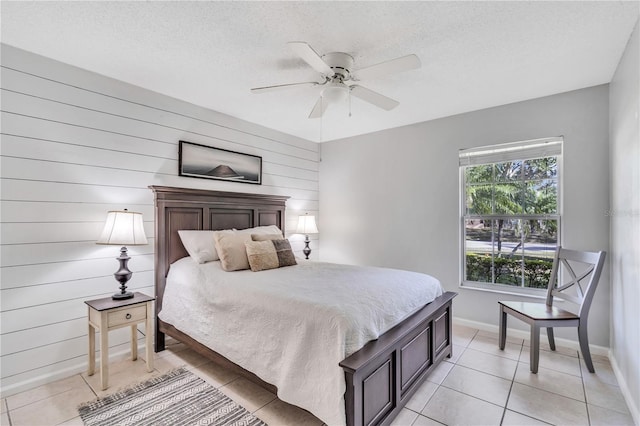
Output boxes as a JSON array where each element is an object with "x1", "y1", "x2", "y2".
[
  {"x1": 251, "y1": 42, "x2": 421, "y2": 119},
  {"x1": 322, "y1": 82, "x2": 349, "y2": 103}
]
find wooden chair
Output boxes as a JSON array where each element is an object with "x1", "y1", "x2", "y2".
[{"x1": 498, "y1": 247, "x2": 606, "y2": 373}]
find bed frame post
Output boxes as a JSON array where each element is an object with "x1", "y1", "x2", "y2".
[
  {"x1": 151, "y1": 185, "x2": 167, "y2": 352},
  {"x1": 155, "y1": 320, "x2": 166, "y2": 352}
]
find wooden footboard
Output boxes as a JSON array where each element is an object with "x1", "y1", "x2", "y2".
[{"x1": 340, "y1": 291, "x2": 457, "y2": 426}]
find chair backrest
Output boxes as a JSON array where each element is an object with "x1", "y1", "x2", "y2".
[{"x1": 546, "y1": 246, "x2": 606, "y2": 318}]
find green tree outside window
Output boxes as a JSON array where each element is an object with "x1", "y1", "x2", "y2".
[{"x1": 463, "y1": 157, "x2": 559, "y2": 289}]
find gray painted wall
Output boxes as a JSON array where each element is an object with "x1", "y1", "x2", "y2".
[
  {"x1": 320, "y1": 85, "x2": 611, "y2": 346},
  {"x1": 0, "y1": 44, "x2": 319, "y2": 395},
  {"x1": 609, "y1": 19, "x2": 640, "y2": 423}
]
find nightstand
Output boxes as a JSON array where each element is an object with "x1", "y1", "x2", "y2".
[{"x1": 85, "y1": 292, "x2": 155, "y2": 390}]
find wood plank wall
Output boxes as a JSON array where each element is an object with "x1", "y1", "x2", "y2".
[{"x1": 0, "y1": 44, "x2": 320, "y2": 395}]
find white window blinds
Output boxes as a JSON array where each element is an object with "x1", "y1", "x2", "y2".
[{"x1": 459, "y1": 137, "x2": 563, "y2": 166}]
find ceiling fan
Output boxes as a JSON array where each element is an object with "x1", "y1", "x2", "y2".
[{"x1": 251, "y1": 42, "x2": 421, "y2": 118}]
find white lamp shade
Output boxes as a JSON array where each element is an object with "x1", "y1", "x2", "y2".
[
  {"x1": 296, "y1": 214, "x2": 318, "y2": 234},
  {"x1": 97, "y1": 210, "x2": 148, "y2": 245}
]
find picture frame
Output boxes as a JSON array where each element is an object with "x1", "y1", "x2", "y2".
[{"x1": 178, "y1": 140, "x2": 262, "y2": 185}]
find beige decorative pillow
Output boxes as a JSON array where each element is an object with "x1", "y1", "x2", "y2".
[
  {"x1": 245, "y1": 239, "x2": 297, "y2": 272},
  {"x1": 251, "y1": 233, "x2": 284, "y2": 241},
  {"x1": 214, "y1": 232, "x2": 252, "y2": 271}
]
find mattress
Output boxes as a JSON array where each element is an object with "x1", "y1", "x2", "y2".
[{"x1": 159, "y1": 258, "x2": 443, "y2": 425}]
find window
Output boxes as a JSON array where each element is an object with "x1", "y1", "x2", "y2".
[{"x1": 460, "y1": 137, "x2": 562, "y2": 293}]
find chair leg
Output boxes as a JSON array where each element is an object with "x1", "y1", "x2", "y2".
[
  {"x1": 530, "y1": 325, "x2": 540, "y2": 374},
  {"x1": 578, "y1": 324, "x2": 595, "y2": 373},
  {"x1": 499, "y1": 308, "x2": 507, "y2": 350},
  {"x1": 547, "y1": 327, "x2": 556, "y2": 351}
]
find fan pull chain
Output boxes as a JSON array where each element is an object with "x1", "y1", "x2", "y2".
[
  {"x1": 319, "y1": 96, "x2": 323, "y2": 142},
  {"x1": 349, "y1": 90, "x2": 352, "y2": 117}
]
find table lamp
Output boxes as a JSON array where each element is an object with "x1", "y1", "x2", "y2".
[
  {"x1": 296, "y1": 213, "x2": 318, "y2": 259},
  {"x1": 97, "y1": 209, "x2": 148, "y2": 299}
]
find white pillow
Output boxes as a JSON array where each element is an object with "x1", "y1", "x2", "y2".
[
  {"x1": 178, "y1": 230, "x2": 232, "y2": 263},
  {"x1": 236, "y1": 225, "x2": 283, "y2": 237}
]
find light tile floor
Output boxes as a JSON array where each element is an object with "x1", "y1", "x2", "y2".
[{"x1": 0, "y1": 325, "x2": 634, "y2": 426}]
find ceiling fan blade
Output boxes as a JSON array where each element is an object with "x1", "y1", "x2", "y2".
[
  {"x1": 308, "y1": 96, "x2": 329, "y2": 119},
  {"x1": 251, "y1": 81, "x2": 319, "y2": 94},
  {"x1": 354, "y1": 54, "x2": 421, "y2": 80},
  {"x1": 350, "y1": 85, "x2": 399, "y2": 111},
  {"x1": 288, "y1": 41, "x2": 334, "y2": 76}
]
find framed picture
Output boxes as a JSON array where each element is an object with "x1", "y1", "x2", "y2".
[{"x1": 179, "y1": 141, "x2": 262, "y2": 185}]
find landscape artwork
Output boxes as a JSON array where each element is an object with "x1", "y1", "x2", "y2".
[{"x1": 179, "y1": 141, "x2": 262, "y2": 185}]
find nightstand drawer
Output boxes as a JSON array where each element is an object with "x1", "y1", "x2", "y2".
[{"x1": 107, "y1": 305, "x2": 147, "y2": 328}]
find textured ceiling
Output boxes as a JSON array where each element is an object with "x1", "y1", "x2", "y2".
[{"x1": 2, "y1": 1, "x2": 638, "y2": 142}]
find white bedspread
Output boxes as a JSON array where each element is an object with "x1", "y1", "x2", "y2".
[{"x1": 159, "y1": 258, "x2": 443, "y2": 425}]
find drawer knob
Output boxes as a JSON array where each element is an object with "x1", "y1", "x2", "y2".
[{"x1": 126, "y1": 313, "x2": 132, "y2": 319}]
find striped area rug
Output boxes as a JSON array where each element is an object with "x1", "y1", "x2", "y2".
[{"x1": 78, "y1": 368, "x2": 266, "y2": 426}]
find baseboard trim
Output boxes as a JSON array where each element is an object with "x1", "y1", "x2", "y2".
[
  {"x1": 609, "y1": 350, "x2": 640, "y2": 425},
  {"x1": 453, "y1": 316, "x2": 610, "y2": 357}
]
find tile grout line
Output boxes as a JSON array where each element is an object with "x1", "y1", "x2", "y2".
[
  {"x1": 3, "y1": 377, "x2": 82, "y2": 413},
  {"x1": 508, "y1": 408, "x2": 556, "y2": 426},
  {"x1": 422, "y1": 329, "x2": 492, "y2": 426},
  {"x1": 407, "y1": 332, "x2": 469, "y2": 423},
  {"x1": 578, "y1": 351, "x2": 594, "y2": 426},
  {"x1": 250, "y1": 396, "x2": 278, "y2": 416},
  {"x1": 499, "y1": 340, "x2": 523, "y2": 425},
  {"x1": 79, "y1": 372, "x2": 98, "y2": 399},
  {"x1": 453, "y1": 356, "x2": 518, "y2": 382},
  {"x1": 412, "y1": 411, "x2": 446, "y2": 426},
  {"x1": 4, "y1": 398, "x2": 13, "y2": 426},
  {"x1": 6, "y1": 375, "x2": 92, "y2": 426},
  {"x1": 514, "y1": 379, "x2": 590, "y2": 405},
  {"x1": 438, "y1": 381, "x2": 507, "y2": 410},
  {"x1": 514, "y1": 342, "x2": 593, "y2": 425},
  {"x1": 218, "y1": 376, "x2": 271, "y2": 416}
]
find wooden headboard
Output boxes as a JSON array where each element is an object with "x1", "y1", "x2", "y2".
[{"x1": 149, "y1": 186, "x2": 289, "y2": 313}]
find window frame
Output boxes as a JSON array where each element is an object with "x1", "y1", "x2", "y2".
[{"x1": 459, "y1": 137, "x2": 563, "y2": 296}]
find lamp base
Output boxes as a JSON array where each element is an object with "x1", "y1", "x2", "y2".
[
  {"x1": 303, "y1": 235, "x2": 311, "y2": 260},
  {"x1": 112, "y1": 291, "x2": 134, "y2": 300},
  {"x1": 112, "y1": 246, "x2": 134, "y2": 300}
]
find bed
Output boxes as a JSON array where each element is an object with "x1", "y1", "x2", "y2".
[{"x1": 150, "y1": 185, "x2": 456, "y2": 426}]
